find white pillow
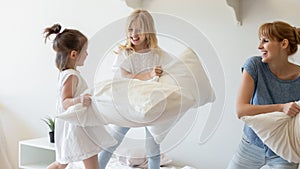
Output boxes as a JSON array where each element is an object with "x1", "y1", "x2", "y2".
[
  {"x1": 57, "y1": 78, "x2": 193, "y2": 127},
  {"x1": 57, "y1": 48, "x2": 215, "y2": 143},
  {"x1": 241, "y1": 107, "x2": 300, "y2": 163},
  {"x1": 115, "y1": 147, "x2": 172, "y2": 168},
  {"x1": 93, "y1": 78, "x2": 193, "y2": 125},
  {"x1": 56, "y1": 101, "x2": 107, "y2": 127},
  {"x1": 147, "y1": 48, "x2": 216, "y2": 142},
  {"x1": 159, "y1": 47, "x2": 215, "y2": 107}
]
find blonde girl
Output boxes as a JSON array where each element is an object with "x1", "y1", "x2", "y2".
[{"x1": 98, "y1": 9, "x2": 173, "y2": 169}]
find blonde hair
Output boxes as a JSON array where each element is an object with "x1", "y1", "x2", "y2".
[
  {"x1": 117, "y1": 9, "x2": 158, "y2": 54},
  {"x1": 258, "y1": 21, "x2": 300, "y2": 56}
]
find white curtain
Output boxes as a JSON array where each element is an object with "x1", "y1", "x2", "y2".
[{"x1": 0, "y1": 111, "x2": 13, "y2": 169}]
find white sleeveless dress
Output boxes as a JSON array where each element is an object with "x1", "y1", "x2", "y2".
[{"x1": 55, "y1": 69, "x2": 116, "y2": 164}]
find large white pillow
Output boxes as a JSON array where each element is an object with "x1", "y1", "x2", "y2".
[
  {"x1": 241, "y1": 106, "x2": 300, "y2": 163},
  {"x1": 146, "y1": 48, "x2": 216, "y2": 142},
  {"x1": 159, "y1": 47, "x2": 215, "y2": 107},
  {"x1": 57, "y1": 78, "x2": 194, "y2": 127},
  {"x1": 57, "y1": 48, "x2": 215, "y2": 143},
  {"x1": 93, "y1": 78, "x2": 194, "y2": 125}
]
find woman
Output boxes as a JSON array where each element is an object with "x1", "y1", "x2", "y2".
[{"x1": 227, "y1": 21, "x2": 300, "y2": 169}]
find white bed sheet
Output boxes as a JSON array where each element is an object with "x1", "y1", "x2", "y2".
[{"x1": 65, "y1": 156, "x2": 196, "y2": 169}]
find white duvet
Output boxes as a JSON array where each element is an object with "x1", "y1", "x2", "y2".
[
  {"x1": 241, "y1": 101, "x2": 300, "y2": 163},
  {"x1": 57, "y1": 48, "x2": 215, "y2": 143}
]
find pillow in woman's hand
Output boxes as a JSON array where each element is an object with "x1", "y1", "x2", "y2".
[{"x1": 241, "y1": 109, "x2": 300, "y2": 163}]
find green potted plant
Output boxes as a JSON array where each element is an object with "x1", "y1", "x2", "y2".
[{"x1": 42, "y1": 116, "x2": 55, "y2": 143}]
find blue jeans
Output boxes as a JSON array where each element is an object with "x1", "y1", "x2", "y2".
[
  {"x1": 98, "y1": 126, "x2": 160, "y2": 169},
  {"x1": 227, "y1": 135, "x2": 299, "y2": 169}
]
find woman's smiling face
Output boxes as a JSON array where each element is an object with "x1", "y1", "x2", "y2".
[{"x1": 258, "y1": 36, "x2": 282, "y2": 63}]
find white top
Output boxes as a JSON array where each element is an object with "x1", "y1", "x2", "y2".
[
  {"x1": 112, "y1": 49, "x2": 173, "y2": 78},
  {"x1": 55, "y1": 69, "x2": 116, "y2": 164}
]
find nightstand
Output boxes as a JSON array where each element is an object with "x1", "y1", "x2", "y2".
[{"x1": 19, "y1": 137, "x2": 55, "y2": 169}]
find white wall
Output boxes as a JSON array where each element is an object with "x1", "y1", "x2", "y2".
[{"x1": 0, "y1": 0, "x2": 299, "y2": 169}]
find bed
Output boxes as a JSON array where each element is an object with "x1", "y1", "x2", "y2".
[{"x1": 66, "y1": 155, "x2": 196, "y2": 169}]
